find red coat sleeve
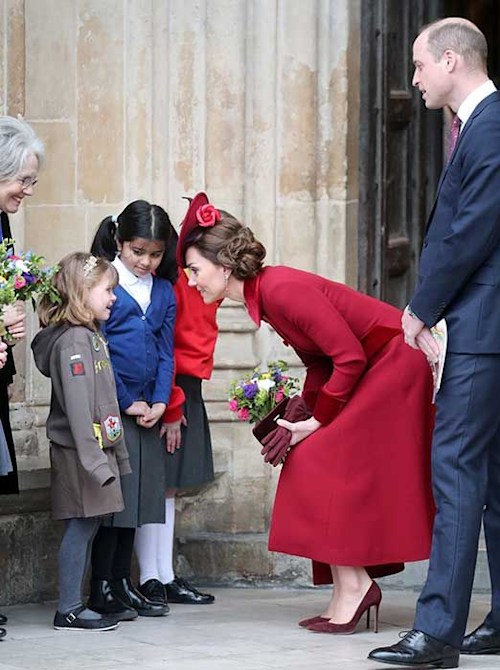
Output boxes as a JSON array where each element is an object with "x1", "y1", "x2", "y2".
[{"x1": 267, "y1": 283, "x2": 367, "y2": 425}]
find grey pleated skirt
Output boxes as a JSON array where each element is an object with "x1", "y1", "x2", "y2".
[
  {"x1": 106, "y1": 413, "x2": 166, "y2": 528},
  {"x1": 165, "y1": 375, "x2": 215, "y2": 489}
]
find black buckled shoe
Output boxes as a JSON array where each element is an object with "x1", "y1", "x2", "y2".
[
  {"x1": 461, "y1": 622, "x2": 500, "y2": 654},
  {"x1": 0, "y1": 627, "x2": 5, "y2": 639},
  {"x1": 110, "y1": 577, "x2": 168, "y2": 617},
  {"x1": 0, "y1": 614, "x2": 7, "y2": 625},
  {"x1": 87, "y1": 578, "x2": 138, "y2": 622},
  {"x1": 138, "y1": 579, "x2": 168, "y2": 606},
  {"x1": 165, "y1": 576, "x2": 215, "y2": 604},
  {"x1": 53, "y1": 605, "x2": 119, "y2": 631},
  {"x1": 368, "y1": 629, "x2": 459, "y2": 668}
]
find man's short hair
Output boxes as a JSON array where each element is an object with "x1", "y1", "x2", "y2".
[{"x1": 423, "y1": 19, "x2": 487, "y2": 71}]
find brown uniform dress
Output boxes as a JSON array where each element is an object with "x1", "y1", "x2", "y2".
[{"x1": 31, "y1": 324, "x2": 131, "y2": 519}]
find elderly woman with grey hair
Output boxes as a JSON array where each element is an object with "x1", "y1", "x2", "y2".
[{"x1": 0, "y1": 115, "x2": 44, "y2": 640}]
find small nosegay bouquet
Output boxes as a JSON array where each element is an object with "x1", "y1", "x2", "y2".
[
  {"x1": 228, "y1": 360, "x2": 301, "y2": 423},
  {"x1": 0, "y1": 239, "x2": 60, "y2": 342}
]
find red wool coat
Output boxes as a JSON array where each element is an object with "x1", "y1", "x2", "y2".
[{"x1": 244, "y1": 266, "x2": 435, "y2": 582}]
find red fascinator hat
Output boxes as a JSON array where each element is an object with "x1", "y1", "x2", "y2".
[{"x1": 176, "y1": 191, "x2": 221, "y2": 266}]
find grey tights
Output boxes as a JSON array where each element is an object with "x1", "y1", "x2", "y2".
[{"x1": 58, "y1": 517, "x2": 101, "y2": 614}]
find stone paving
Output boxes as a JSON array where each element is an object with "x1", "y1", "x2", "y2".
[{"x1": 0, "y1": 587, "x2": 496, "y2": 669}]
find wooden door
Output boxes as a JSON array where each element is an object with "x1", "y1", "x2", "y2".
[{"x1": 358, "y1": 0, "x2": 443, "y2": 308}]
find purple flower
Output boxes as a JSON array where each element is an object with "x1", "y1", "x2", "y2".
[{"x1": 242, "y1": 382, "x2": 259, "y2": 399}]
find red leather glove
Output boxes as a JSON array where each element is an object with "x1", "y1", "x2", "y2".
[{"x1": 259, "y1": 396, "x2": 312, "y2": 466}]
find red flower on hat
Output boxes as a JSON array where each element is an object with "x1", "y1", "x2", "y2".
[{"x1": 196, "y1": 204, "x2": 221, "y2": 227}]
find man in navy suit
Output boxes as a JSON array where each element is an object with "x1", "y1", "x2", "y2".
[{"x1": 369, "y1": 17, "x2": 500, "y2": 668}]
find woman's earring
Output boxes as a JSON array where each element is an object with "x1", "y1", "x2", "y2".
[{"x1": 224, "y1": 272, "x2": 229, "y2": 294}]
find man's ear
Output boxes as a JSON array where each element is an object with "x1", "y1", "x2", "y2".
[{"x1": 443, "y1": 49, "x2": 458, "y2": 72}]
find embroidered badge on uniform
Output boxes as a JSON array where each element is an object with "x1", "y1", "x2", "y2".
[
  {"x1": 103, "y1": 415, "x2": 121, "y2": 442},
  {"x1": 70, "y1": 361, "x2": 85, "y2": 376},
  {"x1": 92, "y1": 333, "x2": 101, "y2": 352}
]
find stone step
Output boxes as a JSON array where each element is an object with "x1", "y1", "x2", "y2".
[{"x1": 175, "y1": 531, "x2": 492, "y2": 593}]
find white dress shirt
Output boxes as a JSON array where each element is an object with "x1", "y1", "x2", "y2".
[{"x1": 112, "y1": 255, "x2": 152, "y2": 314}]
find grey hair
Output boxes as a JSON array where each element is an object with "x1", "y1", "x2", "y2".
[{"x1": 0, "y1": 115, "x2": 45, "y2": 181}]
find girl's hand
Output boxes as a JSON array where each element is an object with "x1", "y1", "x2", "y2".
[
  {"x1": 124, "y1": 400, "x2": 150, "y2": 417},
  {"x1": 2, "y1": 303, "x2": 26, "y2": 340},
  {"x1": 137, "y1": 402, "x2": 167, "y2": 429},
  {"x1": 276, "y1": 416, "x2": 322, "y2": 446},
  {"x1": 161, "y1": 416, "x2": 187, "y2": 453}
]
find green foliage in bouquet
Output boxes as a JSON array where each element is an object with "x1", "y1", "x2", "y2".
[
  {"x1": 228, "y1": 360, "x2": 301, "y2": 423},
  {"x1": 0, "y1": 239, "x2": 60, "y2": 308}
]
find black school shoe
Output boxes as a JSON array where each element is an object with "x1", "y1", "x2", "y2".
[
  {"x1": 138, "y1": 579, "x2": 168, "y2": 605},
  {"x1": 165, "y1": 576, "x2": 215, "y2": 604},
  {"x1": 53, "y1": 605, "x2": 119, "y2": 631},
  {"x1": 110, "y1": 577, "x2": 169, "y2": 617},
  {"x1": 0, "y1": 627, "x2": 5, "y2": 639},
  {"x1": 87, "y1": 578, "x2": 138, "y2": 622},
  {"x1": 0, "y1": 614, "x2": 7, "y2": 625}
]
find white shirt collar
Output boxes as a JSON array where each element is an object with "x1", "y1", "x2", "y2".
[
  {"x1": 457, "y1": 79, "x2": 497, "y2": 130},
  {"x1": 112, "y1": 255, "x2": 153, "y2": 289}
]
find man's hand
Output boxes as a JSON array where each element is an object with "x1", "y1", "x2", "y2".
[
  {"x1": 416, "y1": 328, "x2": 440, "y2": 364},
  {"x1": 401, "y1": 305, "x2": 425, "y2": 349}
]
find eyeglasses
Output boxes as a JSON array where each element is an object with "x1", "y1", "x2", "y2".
[{"x1": 15, "y1": 175, "x2": 38, "y2": 191}]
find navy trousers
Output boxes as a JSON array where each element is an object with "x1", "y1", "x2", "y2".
[{"x1": 414, "y1": 352, "x2": 500, "y2": 647}]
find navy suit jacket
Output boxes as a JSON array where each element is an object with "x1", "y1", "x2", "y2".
[{"x1": 410, "y1": 91, "x2": 500, "y2": 353}]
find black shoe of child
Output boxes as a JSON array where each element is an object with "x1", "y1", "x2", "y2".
[
  {"x1": 88, "y1": 578, "x2": 138, "y2": 622},
  {"x1": 138, "y1": 579, "x2": 168, "y2": 605},
  {"x1": 53, "y1": 605, "x2": 119, "y2": 631},
  {"x1": 165, "y1": 576, "x2": 215, "y2": 604},
  {"x1": 0, "y1": 614, "x2": 7, "y2": 625},
  {"x1": 0, "y1": 627, "x2": 6, "y2": 639},
  {"x1": 110, "y1": 577, "x2": 169, "y2": 617}
]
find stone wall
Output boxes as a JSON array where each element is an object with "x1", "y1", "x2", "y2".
[{"x1": 0, "y1": 0, "x2": 362, "y2": 604}]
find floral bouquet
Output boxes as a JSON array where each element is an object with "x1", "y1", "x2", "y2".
[
  {"x1": 0, "y1": 239, "x2": 60, "y2": 342},
  {"x1": 228, "y1": 360, "x2": 301, "y2": 423}
]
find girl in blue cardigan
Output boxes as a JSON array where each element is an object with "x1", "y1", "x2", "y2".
[{"x1": 88, "y1": 200, "x2": 177, "y2": 619}]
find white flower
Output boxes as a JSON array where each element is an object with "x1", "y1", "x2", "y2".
[
  {"x1": 14, "y1": 259, "x2": 30, "y2": 273},
  {"x1": 257, "y1": 379, "x2": 275, "y2": 392}
]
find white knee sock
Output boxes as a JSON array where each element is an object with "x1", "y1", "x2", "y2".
[
  {"x1": 134, "y1": 523, "x2": 161, "y2": 585},
  {"x1": 158, "y1": 497, "x2": 176, "y2": 584}
]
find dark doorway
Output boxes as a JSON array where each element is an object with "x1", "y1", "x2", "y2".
[
  {"x1": 358, "y1": 0, "x2": 443, "y2": 308},
  {"x1": 444, "y1": 0, "x2": 500, "y2": 85},
  {"x1": 358, "y1": 0, "x2": 500, "y2": 308}
]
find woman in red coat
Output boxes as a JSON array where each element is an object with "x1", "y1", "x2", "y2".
[{"x1": 177, "y1": 193, "x2": 435, "y2": 635}]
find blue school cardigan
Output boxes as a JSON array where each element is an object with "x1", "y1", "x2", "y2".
[{"x1": 102, "y1": 277, "x2": 176, "y2": 411}]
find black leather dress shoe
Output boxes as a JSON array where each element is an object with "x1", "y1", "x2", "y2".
[
  {"x1": 87, "y1": 578, "x2": 138, "y2": 622},
  {"x1": 165, "y1": 576, "x2": 215, "y2": 604},
  {"x1": 461, "y1": 622, "x2": 500, "y2": 654},
  {"x1": 368, "y1": 629, "x2": 459, "y2": 668},
  {"x1": 0, "y1": 614, "x2": 7, "y2": 625},
  {"x1": 0, "y1": 627, "x2": 6, "y2": 639},
  {"x1": 110, "y1": 577, "x2": 168, "y2": 617},
  {"x1": 138, "y1": 579, "x2": 168, "y2": 605}
]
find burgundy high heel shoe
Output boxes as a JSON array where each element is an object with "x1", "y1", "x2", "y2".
[
  {"x1": 298, "y1": 615, "x2": 329, "y2": 628},
  {"x1": 307, "y1": 581, "x2": 382, "y2": 634}
]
